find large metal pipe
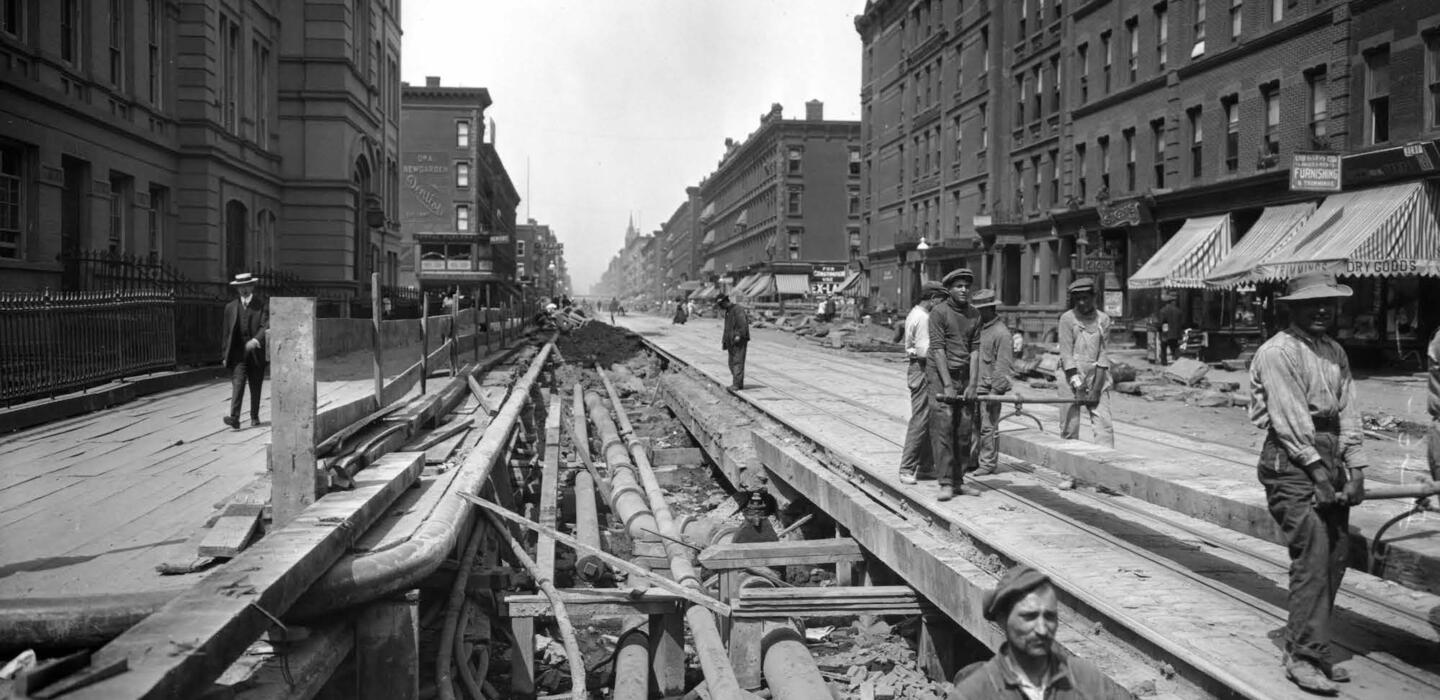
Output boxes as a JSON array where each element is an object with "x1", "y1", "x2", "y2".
[
  {"x1": 595, "y1": 368, "x2": 742, "y2": 699},
  {"x1": 573, "y1": 471, "x2": 610, "y2": 583},
  {"x1": 761, "y1": 624, "x2": 833, "y2": 700},
  {"x1": 583, "y1": 391, "x2": 659, "y2": 541},
  {"x1": 611, "y1": 616, "x2": 650, "y2": 700}
]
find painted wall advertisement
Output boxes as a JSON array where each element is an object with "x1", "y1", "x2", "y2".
[
  {"x1": 401, "y1": 152, "x2": 452, "y2": 230},
  {"x1": 1290, "y1": 152, "x2": 1342, "y2": 192}
]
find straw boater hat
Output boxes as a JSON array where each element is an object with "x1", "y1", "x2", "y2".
[
  {"x1": 971, "y1": 289, "x2": 999, "y2": 308},
  {"x1": 940, "y1": 268, "x2": 975, "y2": 287},
  {"x1": 230, "y1": 272, "x2": 258, "y2": 286},
  {"x1": 1277, "y1": 270, "x2": 1353, "y2": 301}
]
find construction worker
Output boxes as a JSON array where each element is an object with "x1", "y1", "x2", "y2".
[
  {"x1": 717, "y1": 294, "x2": 750, "y2": 391},
  {"x1": 971, "y1": 289, "x2": 1013, "y2": 475},
  {"x1": 900, "y1": 280, "x2": 949, "y2": 484},
  {"x1": 1057, "y1": 278, "x2": 1114, "y2": 447},
  {"x1": 947, "y1": 565, "x2": 1112, "y2": 699},
  {"x1": 928, "y1": 268, "x2": 982, "y2": 500},
  {"x1": 1249, "y1": 270, "x2": 1365, "y2": 694},
  {"x1": 1429, "y1": 326, "x2": 1440, "y2": 483},
  {"x1": 1156, "y1": 292, "x2": 1183, "y2": 365}
]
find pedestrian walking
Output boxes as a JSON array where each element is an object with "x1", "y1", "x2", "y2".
[
  {"x1": 971, "y1": 289, "x2": 1013, "y2": 475},
  {"x1": 899, "y1": 281, "x2": 949, "y2": 485},
  {"x1": 1429, "y1": 326, "x2": 1440, "y2": 482},
  {"x1": 1156, "y1": 293, "x2": 1183, "y2": 365},
  {"x1": 608, "y1": 296, "x2": 619, "y2": 324},
  {"x1": 928, "y1": 268, "x2": 983, "y2": 500},
  {"x1": 220, "y1": 273, "x2": 268, "y2": 429},
  {"x1": 946, "y1": 565, "x2": 1114, "y2": 699},
  {"x1": 717, "y1": 293, "x2": 750, "y2": 390},
  {"x1": 1057, "y1": 278, "x2": 1114, "y2": 447},
  {"x1": 672, "y1": 295, "x2": 688, "y2": 324},
  {"x1": 1249, "y1": 270, "x2": 1366, "y2": 694}
]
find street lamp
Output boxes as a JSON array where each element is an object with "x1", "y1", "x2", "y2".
[
  {"x1": 547, "y1": 261, "x2": 557, "y2": 299},
  {"x1": 916, "y1": 237, "x2": 930, "y2": 282}
]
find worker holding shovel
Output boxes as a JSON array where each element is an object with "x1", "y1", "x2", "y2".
[{"x1": 1056, "y1": 278, "x2": 1113, "y2": 447}]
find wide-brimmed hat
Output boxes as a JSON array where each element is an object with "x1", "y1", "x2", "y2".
[
  {"x1": 941, "y1": 268, "x2": 975, "y2": 287},
  {"x1": 983, "y1": 564, "x2": 1052, "y2": 622},
  {"x1": 1067, "y1": 278, "x2": 1095, "y2": 294},
  {"x1": 971, "y1": 289, "x2": 999, "y2": 308},
  {"x1": 1277, "y1": 270, "x2": 1353, "y2": 301},
  {"x1": 230, "y1": 272, "x2": 258, "y2": 286},
  {"x1": 920, "y1": 280, "x2": 948, "y2": 298}
]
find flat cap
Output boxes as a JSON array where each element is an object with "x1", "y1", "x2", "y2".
[
  {"x1": 920, "y1": 280, "x2": 948, "y2": 297},
  {"x1": 971, "y1": 289, "x2": 999, "y2": 307},
  {"x1": 982, "y1": 564, "x2": 1052, "y2": 622},
  {"x1": 941, "y1": 268, "x2": 975, "y2": 287},
  {"x1": 1067, "y1": 278, "x2": 1095, "y2": 294}
]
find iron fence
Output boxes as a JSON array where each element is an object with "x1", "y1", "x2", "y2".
[{"x1": 0, "y1": 289, "x2": 177, "y2": 406}]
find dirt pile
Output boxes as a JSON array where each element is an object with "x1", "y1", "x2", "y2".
[{"x1": 555, "y1": 321, "x2": 646, "y2": 369}]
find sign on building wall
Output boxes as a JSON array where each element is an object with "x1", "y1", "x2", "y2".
[
  {"x1": 401, "y1": 152, "x2": 452, "y2": 226},
  {"x1": 1104, "y1": 291, "x2": 1124, "y2": 317},
  {"x1": 1290, "y1": 152, "x2": 1342, "y2": 192},
  {"x1": 1097, "y1": 199, "x2": 1145, "y2": 228}
]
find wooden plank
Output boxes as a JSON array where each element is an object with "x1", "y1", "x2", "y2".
[
  {"x1": 536, "y1": 391, "x2": 561, "y2": 578},
  {"x1": 651, "y1": 612, "x2": 686, "y2": 697},
  {"x1": 269, "y1": 297, "x2": 318, "y2": 528},
  {"x1": 372, "y1": 273, "x2": 383, "y2": 403},
  {"x1": 196, "y1": 503, "x2": 264, "y2": 559},
  {"x1": 65, "y1": 452, "x2": 425, "y2": 700},
  {"x1": 651, "y1": 447, "x2": 704, "y2": 467},
  {"x1": 510, "y1": 616, "x2": 535, "y2": 699},
  {"x1": 698, "y1": 538, "x2": 864, "y2": 570},
  {"x1": 355, "y1": 600, "x2": 418, "y2": 700},
  {"x1": 728, "y1": 618, "x2": 764, "y2": 690},
  {"x1": 503, "y1": 590, "x2": 684, "y2": 618},
  {"x1": 229, "y1": 620, "x2": 353, "y2": 700}
]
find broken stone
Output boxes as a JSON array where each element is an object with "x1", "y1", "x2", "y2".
[
  {"x1": 1108, "y1": 361, "x2": 1138, "y2": 383},
  {"x1": 1163, "y1": 358, "x2": 1210, "y2": 386},
  {"x1": 1115, "y1": 381, "x2": 1144, "y2": 395},
  {"x1": 1191, "y1": 391, "x2": 1230, "y2": 408}
]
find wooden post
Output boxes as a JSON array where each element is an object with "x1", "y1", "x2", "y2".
[
  {"x1": 729, "y1": 618, "x2": 765, "y2": 690},
  {"x1": 420, "y1": 293, "x2": 429, "y2": 396},
  {"x1": 269, "y1": 297, "x2": 318, "y2": 528},
  {"x1": 918, "y1": 613, "x2": 963, "y2": 684},
  {"x1": 484, "y1": 286, "x2": 493, "y2": 354},
  {"x1": 371, "y1": 272, "x2": 383, "y2": 403},
  {"x1": 650, "y1": 612, "x2": 686, "y2": 696},
  {"x1": 355, "y1": 598, "x2": 418, "y2": 700},
  {"x1": 510, "y1": 616, "x2": 535, "y2": 698},
  {"x1": 472, "y1": 286, "x2": 480, "y2": 362},
  {"x1": 449, "y1": 306, "x2": 458, "y2": 377}
]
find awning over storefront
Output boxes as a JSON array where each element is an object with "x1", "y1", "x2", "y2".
[
  {"x1": 749, "y1": 275, "x2": 778, "y2": 298},
  {"x1": 701, "y1": 229, "x2": 716, "y2": 245},
  {"x1": 1251, "y1": 182, "x2": 1440, "y2": 281},
  {"x1": 774, "y1": 273, "x2": 810, "y2": 295},
  {"x1": 1205, "y1": 202, "x2": 1317, "y2": 287},
  {"x1": 837, "y1": 270, "x2": 867, "y2": 297},
  {"x1": 699, "y1": 257, "x2": 716, "y2": 273},
  {"x1": 1128, "y1": 214, "x2": 1232, "y2": 289},
  {"x1": 678, "y1": 280, "x2": 703, "y2": 291},
  {"x1": 695, "y1": 284, "x2": 717, "y2": 299},
  {"x1": 732, "y1": 273, "x2": 763, "y2": 297}
]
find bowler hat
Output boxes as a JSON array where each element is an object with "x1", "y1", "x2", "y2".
[
  {"x1": 230, "y1": 272, "x2": 258, "y2": 286},
  {"x1": 982, "y1": 564, "x2": 1052, "y2": 622},
  {"x1": 715, "y1": 294, "x2": 731, "y2": 305},
  {"x1": 920, "y1": 280, "x2": 948, "y2": 298},
  {"x1": 1277, "y1": 270, "x2": 1353, "y2": 301},
  {"x1": 941, "y1": 268, "x2": 975, "y2": 287},
  {"x1": 971, "y1": 289, "x2": 999, "y2": 308},
  {"x1": 1067, "y1": 278, "x2": 1095, "y2": 294}
]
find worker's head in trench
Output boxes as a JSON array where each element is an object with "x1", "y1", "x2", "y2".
[{"x1": 984, "y1": 565, "x2": 1059, "y2": 660}]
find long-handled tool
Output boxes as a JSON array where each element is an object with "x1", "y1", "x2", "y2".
[{"x1": 933, "y1": 393, "x2": 1090, "y2": 432}]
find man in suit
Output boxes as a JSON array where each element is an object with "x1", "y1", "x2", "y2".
[
  {"x1": 717, "y1": 293, "x2": 750, "y2": 390},
  {"x1": 221, "y1": 273, "x2": 269, "y2": 429}
]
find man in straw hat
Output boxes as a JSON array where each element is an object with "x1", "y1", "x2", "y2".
[
  {"x1": 946, "y1": 564, "x2": 1112, "y2": 699},
  {"x1": 1057, "y1": 278, "x2": 1114, "y2": 447},
  {"x1": 971, "y1": 289, "x2": 1013, "y2": 475},
  {"x1": 220, "y1": 272, "x2": 269, "y2": 429},
  {"x1": 1249, "y1": 269, "x2": 1366, "y2": 694},
  {"x1": 928, "y1": 267, "x2": 983, "y2": 499}
]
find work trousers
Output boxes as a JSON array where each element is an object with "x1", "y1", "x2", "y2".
[
  {"x1": 1258, "y1": 430, "x2": 1349, "y2": 666},
  {"x1": 228, "y1": 349, "x2": 265, "y2": 421},
  {"x1": 1058, "y1": 372, "x2": 1114, "y2": 447},
  {"x1": 973, "y1": 398, "x2": 1002, "y2": 473},
  {"x1": 900, "y1": 359, "x2": 934, "y2": 478},
  {"x1": 727, "y1": 342, "x2": 747, "y2": 390},
  {"x1": 1159, "y1": 338, "x2": 1179, "y2": 365},
  {"x1": 926, "y1": 364, "x2": 974, "y2": 488}
]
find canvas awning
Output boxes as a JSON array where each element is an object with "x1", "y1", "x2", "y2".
[
  {"x1": 701, "y1": 229, "x2": 716, "y2": 245},
  {"x1": 699, "y1": 257, "x2": 715, "y2": 273},
  {"x1": 1127, "y1": 214, "x2": 1232, "y2": 289},
  {"x1": 694, "y1": 284, "x2": 717, "y2": 299},
  {"x1": 732, "y1": 273, "x2": 763, "y2": 297},
  {"x1": 736, "y1": 209, "x2": 748, "y2": 226},
  {"x1": 837, "y1": 270, "x2": 865, "y2": 296},
  {"x1": 1249, "y1": 182, "x2": 1440, "y2": 281},
  {"x1": 749, "y1": 275, "x2": 778, "y2": 298},
  {"x1": 700, "y1": 202, "x2": 716, "y2": 220},
  {"x1": 774, "y1": 273, "x2": 811, "y2": 295},
  {"x1": 1205, "y1": 202, "x2": 1317, "y2": 287}
]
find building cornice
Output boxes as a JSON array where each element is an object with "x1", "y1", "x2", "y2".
[{"x1": 1177, "y1": 11, "x2": 1333, "y2": 80}]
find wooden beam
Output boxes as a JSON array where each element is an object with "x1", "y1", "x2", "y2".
[
  {"x1": 651, "y1": 447, "x2": 704, "y2": 467},
  {"x1": 226, "y1": 620, "x2": 353, "y2": 700},
  {"x1": 371, "y1": 272, "x2": 383, "y2": 403},
  {"x1": 698, "y1": 538, "x2": 864, "y2": 570},
  {"x1": 269, "y1": 297, "x2": 319, "y2": 528},
  {"x1": 503, "y1": 590, "x2": 684, "y2": 619},
  {"x1": 731, "y1": 586, "x2": 932, "y2": 619},
  {"x1": 536, "y1": 391, "x2": 562, "y2": 578},
  {"x1": 66, "y1": 453, "x2": 426, "y2": 700},
  {"x1": 355, "y1": 599, "x2": 418, "y2": 700},
  {"x1": 197, "y1": 503, "x2": 264, "y2": 559}
]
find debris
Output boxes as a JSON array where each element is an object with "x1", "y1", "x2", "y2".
[
  {"x1": 1115, "y1": 381, "x2": 1144, "y2": 395},
  {"x1": 0, "y1": 649, "x2": 37, "y2": 680},
  {"x1": 1163, "y1": 358, "x2": 1210, "y2": 386},
  {"x1": 1190, "y1": 391, "x2": 1231, "y2": 408},
  {"x1": 1108, "y1": 361, "x2": 1138, "y2": 383},
  {"x1": 1057, "y1": 478, "x2": 1076, "y2": 490},
  {"x1": 805, "y1": 625, "x2": 836, "y2": 643}
]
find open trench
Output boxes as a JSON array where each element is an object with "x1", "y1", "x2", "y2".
[{"x1": 435, "y1": 322, "x2": 980, "y2": 700}]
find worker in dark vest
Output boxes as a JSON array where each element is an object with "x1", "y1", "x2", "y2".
[
  {"x1": 220, "y1": 273, "x2": 268, "y2": 429},
  {"x1": 1249, "y1": 270, "x2": 1366, "y2": 694},
  {"x1": 928, "y1": 268, "x2": 982, "y2": 500},
  {"x1": 717, "y1": 293, "x2": 750, "y2": 391},
  {"x1": 1156, "y1": 292, "x2": 1184, "y2": 365}
]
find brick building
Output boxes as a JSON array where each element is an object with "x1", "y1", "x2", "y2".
[
  {"x1": 658, "y1": 187, "x2": 702, "y2": 300},
  {"x1": 515, "y1": 218, "x2": 567, "y2": 299},
  {"x1": 695, "y1": 101, "x2": 861, "y2": 299},
  {"x1": 0, "y1": 0, "x2": 403, "y2": 295}
]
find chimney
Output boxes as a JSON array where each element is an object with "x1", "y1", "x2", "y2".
[
  {"x1": 425, "y1": 76, "x2": 441, "y2": 87},
  {"x1": 806, "y1": 99, "x2": 824, "y2": 121}
]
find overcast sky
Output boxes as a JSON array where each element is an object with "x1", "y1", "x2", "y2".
[{"x1": 403, "y1": 0, "x2": 867, "y2": 294}]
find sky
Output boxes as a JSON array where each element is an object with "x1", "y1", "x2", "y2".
[{"x1": 403, "y1": 0, "x2": 868, "y2": 294}]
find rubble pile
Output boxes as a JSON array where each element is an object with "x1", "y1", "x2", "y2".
[
  {"x1": 555, "y1": 320, "x2": 647, "y2": 368},
  {"x1": 812, "y1": 616, "x2": 950, "y2": 700},
  {"x1": 752, "y1": 310, "x2": 906, "y2": 353}
]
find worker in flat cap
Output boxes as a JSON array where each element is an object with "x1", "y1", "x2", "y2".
[
  {"x1": 947, "y1": 565, "x2": 1113, "y2": 699},
  {"x1": 1057, "y1": 277, "x2": 1114, "y2": 447},
  {"x1": 1249, "y1": 270, "x2": 1365, "y2": 694},
  {"x1": 899, "y1": 280, "x2": 951, "y2": 484},
  {"x1": 927, "y1": 267, "x2": 984, "y2": 499},
  {"x1": 971, "y1": 289, "x2": 1013, "y2": 475},
  {"x1": 716, "y1": 293, "x2": 750, "y2": 390}
]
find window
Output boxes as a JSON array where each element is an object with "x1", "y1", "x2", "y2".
[
  {"x1": 1031, "y1": 155, "x2": 1042, "y2": 207},
  {"x1": 955, "y1": 45, "x2": 964, "y2": 96},
  {"x1": 254, "y1": 40, "x2": 270, "y2": 146},
  {"x1": 1123, "y1": 129, "x2": 1136, "y2": 190},
  {"x1": 979, "y1": 102, "x2": 988, "y2": 152},
  {"x1": 455, "y1": 162, "x2": 470, "y2": 188},
  {"x1": 1156, "y1": 5, "x2": 1168, "y2": 69},
  {"x1": 1049, "y1": 149, "x2": 1060, "y2": 205},
  {"x1": 1078, "y1": 44, "x2": 1089, "y2": 102},
  {"x1": 1126, "y1": 18, "x2": 1139, "y2": 83},
  {"x1": 923, "y1": 132, "x2": 931, "y2": 173},
  {"x1": 1263, "y1": 85, "x2": 1280, "y2": 155},
  {"x1": 1013, "y1": 162, "x2": 1025, "y2": 209},
  {"x1": 913, "y1": 136, "x2": 922, "y2": 177},
  {"x1": 1101, "y1": 31, "x2": 1112, "y2": 93},
  {"x1": 456, "y1": 121, "x2": 470, "y2": 149},
  {"x1": 61, "y1": 0, "x2": 81, "y2": 66},
  {"x1": 108, "y1": 172, "x2": 132, "y2": 253},
  {"x1": 1231, "y1": 0, "x2": 1243, "y2": 40},
  {"x1": 1224, "y1": 97, "x2": 1240, "y2": 172},
  {"x1": 1049, "y1": 241, "x2": 1061, "y2": 303},
  {"x1": 1015, "y1": 76, "x2": 1027, "y2": 126},
  {"x1": 788, "y1": 229, "x2": 802, "y2": 260},
  {"x1": 848, "y1": 187, "x2": 861, "y2": 215},
  {"x1": 1029, "y1": 243, "x2": 1040, "y2": 302},
  {"x1": 1429, "y1": 35, "x2": 1440, "y2": 129},
  {"x1": 147, "y1": 185, "x2": 166, "y2": 262},
  {"x1": 147, "y1": 0, "x2": 163, "y2": 104},
  {"x1": 0, "y1": 143, "x2": 22, "y2": 259},
  {"x1": 981, "y1": 28, "x2": 989, "y2": 72},
  {"x1": 1075, "y1": 144, "x2": 1088, "y2": 202},
  {"x1": 1271, "y1": 0, "x2": 1283, "y2": 23},
  {"x1": 1032, "y1": 65, "x2": 1043, "y2": 118},
  {"x1": 1194, "y1": 0, "x2": 1207, "y2": 54},
  {"x1": 978, "y1": 183, "x2": 988, "y2": 214},
  {"x1": 953, "y1": 116, "x2": 963, "y2": 161},
  {"x1": 1098, "y1": 136, "x2": 1111, "y2": 189},
  {"x1": 788, "y1": 188, "x2": 803, "y2": 215},
  {"x1": 1366, "y1": 47, "x2": 1390, "y2": 144},
  {"x1": 924, "y1": 65, "x2": 933, "y2": 107},
  {"x1": 1020, "y1": 0, "x2": 1027, "y2": 37},
  {"x1": 849, "y1": 148, "x2": 861, "y2": 176},
  {"x1": 1308, "y1": 69, "x2": 1329, "y2": 142},
  {"x1": 848, "y1": 227, "x2": 862, "y2": 259},
  {"x1": 1050, "y1": 56, "x2": 1061, "y2": 113},
  {"x1": 516, "y1": 240, "x2": 525, "y2": 257},
  {"x1": 455, "y1": 204, "x2": 470, "y2": 232},
  {"x1": 1, "y1": 0, "x2": 22, "y2": 38},
  {"x1": 788, "y1": 147, "x2": 803, "y2": 174},
  {"x1": 1189, "y1": 107, "x2": 1204, "y2": 177},
  {"x1": 110, "y1": 0, "x2": 126, "y2": 88},
  {"x1": 1151, "y1": 119, "x2": 1166, "y2": 188},
  {"x1": 220, "y1": 14, "x2": 240, "y2": 134}
]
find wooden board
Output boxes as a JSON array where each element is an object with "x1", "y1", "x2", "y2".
[
  {"x1": 698, "y1": 538, "x2": 863, "y2": 570},
  {"x1": 504, "y1": 590, "x2": 684, "y2": 619},
  {"x1": 196, "y1": 503, "x2": 264, "y2": 559},
  {"x1": 651, "y1": 447, "x2": 704, "y2": 466},
  {"x1": 536, "y1": 391, "x2": 562, "y2": 579},
  {"x1": 268, "y1": 297, "x2": 318, "y2": 528}
]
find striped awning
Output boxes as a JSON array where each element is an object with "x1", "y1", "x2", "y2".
[
  {"x1": 695, "y1": 284, "x2": 717, "y2": 299},
  {"x1": 1128, "y1": 214, "x2": 1232, "y2": 289},
  {"x1": 701, "y1": 229, "x2": 716, "y2": 245},
  {"x1": 732, "y1": 273, "x2": 763, "y2": 297},
  {"x1": 749, "y1": 275, "x2": 778, "y2": 298},
  {"x1": 774, "y1": 273, "x2": 811, "y2": 295},
  {"x1": 678, "y1": 280, "x2": 703, "y2": 291},
  {"x1": 1250, "y1": 182, "x2": 1440, "y2": 281},
  {"x1": 837, "y1": 270, "x2": 865, "y2": 296},
  {"x1": 700, "y1": 257, "x2": 715, "y2": 273},
  {"x1": 1205, "y1": 202, "x2": 1317, "y2": 287}
]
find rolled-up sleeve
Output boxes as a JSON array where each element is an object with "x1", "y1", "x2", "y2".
[
  {"x1": 1058, "y1": 314, "x2": 1077, "y2": 371},
  {"x1": 1251, "y1": 344, "x2": 1321, "y2": 466}
]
